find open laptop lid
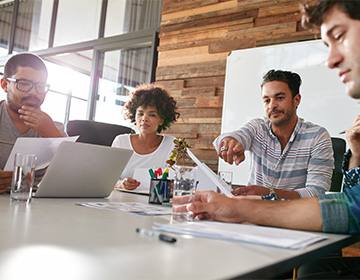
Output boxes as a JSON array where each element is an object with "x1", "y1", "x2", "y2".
[{"x1": 35, "y1": 141, "x2": 133, "y2": 198}]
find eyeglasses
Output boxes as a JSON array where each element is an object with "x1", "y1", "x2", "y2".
[{"x1": 6, "y1": 78, "x2": 50, "y2": 94}]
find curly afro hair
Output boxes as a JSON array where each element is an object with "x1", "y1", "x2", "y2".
[{"x1": 124, "y1": 83, "x2": 180, "y2": 133}]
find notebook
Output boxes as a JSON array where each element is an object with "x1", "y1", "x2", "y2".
[{"x1": 34, "y1": 141, "x2": 133, "y2": 198}]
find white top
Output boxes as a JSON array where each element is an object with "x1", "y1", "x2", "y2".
[{"x1": 111, "y1": 134, "x2": 176, "y2": 179}]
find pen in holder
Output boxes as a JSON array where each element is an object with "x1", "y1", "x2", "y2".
[{"x1": 149, "y1": 179, "x2": 173, "y2": 204}]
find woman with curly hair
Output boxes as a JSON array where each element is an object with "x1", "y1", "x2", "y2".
[{"x1": 111, "y1": 83, "x2": 180, "y2": 190}]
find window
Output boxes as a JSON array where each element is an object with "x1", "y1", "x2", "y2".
[
  {"x1": 14, "y1": 0, "x2": 53, "y2": 52},
  {"x1": 0, "y1": 0, "x2": 162, "y2": 127},
  {"x1": 42, "y1": 50, "x2": 93, "y2": 124},
  {"x1": 95, "y1": 46, "x2": 153, "y2": 125},
  {"x1": 0, "y1": 0, "x2": 13, "y2": 54},
  {"x1": 54, "y1": 0, "x2": 102, "y2": 46},
  {"x1": 105, "y1": 0, "x2": 162, "y2": 37}
]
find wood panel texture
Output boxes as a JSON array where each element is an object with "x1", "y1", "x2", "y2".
[{"x1": 156, "y1": 0, "x2": 318, "y2": 171}]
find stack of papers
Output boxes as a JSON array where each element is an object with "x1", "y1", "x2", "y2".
[{"x1": 153, "y1": 221, "x2": 327, "y2": 249}]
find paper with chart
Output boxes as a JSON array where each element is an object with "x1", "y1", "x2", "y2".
[
  {"x1": 76, "y1": 202, "x2": 172, "y2": 216},
  {"x1": 153, "y1": 221, "x2": 327, "y2": 249},
  {"x1": 4, "y1": 136, "x2": 79, "y2": 171},
  {"x1": 187, "y1": 148, "x2": 234, "y2": 197}
]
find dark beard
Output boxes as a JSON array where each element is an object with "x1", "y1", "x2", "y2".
[
  {"x1": 7, "y1": 99, "x2": 21, "y2": 115},
  {"x1": 7, "y1": 96, "x2": 41, "y2": 114}
]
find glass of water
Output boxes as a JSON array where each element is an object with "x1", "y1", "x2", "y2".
[
  {"x1": 172, "y1": 165, "x2": 197, "y2": 222},
  {"x1": 10, "y1": 153, "x2": 36, "y2": 203}
]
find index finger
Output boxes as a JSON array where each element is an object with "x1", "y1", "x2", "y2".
[
  {"x1": 224, "y1": 141, "x2": 241, "y2": 164},
  {"x1": 126, "y1": 178, "x2": 138, "y2": 183},
  {"x1": 19, "y1": 106, "x2": 42, "y2": 116},
  {"x1": 194, "y1": 190, "x2": 217, "y2": 202}
]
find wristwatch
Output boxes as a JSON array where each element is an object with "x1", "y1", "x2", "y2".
[{"x1": 268, "y1": 187, "x2": 277, "y2": 199}]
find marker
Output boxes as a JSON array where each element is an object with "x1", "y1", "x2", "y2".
[
  {"x1": 136, "y1": 228, "x2": 176, "y2": 243},
  {"x1": 154, "y1": 168, "x2": 162, "y2": 179},
  {"x1": 154, "y1": 182, "x2": 163, "y2": 203},
  {"x1": 161, "y1": 168, "x2": 169, "y2": 180},
  {"x1": 148, "y1": 169, "x2": 156, "y2": 179}
]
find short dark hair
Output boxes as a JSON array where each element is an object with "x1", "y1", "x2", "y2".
[
  {"x1": 302, "y1": 0, "x2": 360, "y2": 29},
  {"x1": 3, "y1": 53, "x2": 48, "y2": 79},
  {"x1": 261, "y1": 69, "x2": 302, "y2": 98},
  {"x1": 124, "y1": 83, "x2": 180, "y2": 133}
]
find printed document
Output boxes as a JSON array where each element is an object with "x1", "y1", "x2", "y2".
[
  {"x1": 153, "y1": 221, "x2": 327, "y2": 249},
  {"x1": 76, "y1": 202, "x2": 172, "y2": 216}
]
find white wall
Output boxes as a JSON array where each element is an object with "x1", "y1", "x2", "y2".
[{"x1": 220, "y1": 40, "x2": 359, "y2": 186}]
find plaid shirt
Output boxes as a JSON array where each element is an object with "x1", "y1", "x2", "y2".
[{"x1": 319, "y1": 150, "x2": 360, "y2": 234}]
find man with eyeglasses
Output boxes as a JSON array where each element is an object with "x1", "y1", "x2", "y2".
[{"x1": 0, "y1": 53, "x2": 67, "y2": 194}]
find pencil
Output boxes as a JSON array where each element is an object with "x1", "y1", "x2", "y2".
[{"x1": 0, "y1": 140, "x2": 14, "y2": 145}]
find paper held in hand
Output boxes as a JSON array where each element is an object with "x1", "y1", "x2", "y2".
[
  {"x1": 186, "y1": 148, "x2": 234, "y2": 197},
  {"x1": 4, "y1": 136, "x2": 79, "y2": 171}
]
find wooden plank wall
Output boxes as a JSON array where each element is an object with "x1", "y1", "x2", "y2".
[{"x1": 155, "y1": 0, "x2": 319, "y2": 171}]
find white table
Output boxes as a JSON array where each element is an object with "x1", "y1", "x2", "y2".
[{"x1": 0, "y1": 191, "x2": 358, "y2": 280}]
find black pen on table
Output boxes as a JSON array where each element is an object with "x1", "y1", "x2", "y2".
[
  {"x1": 339, "y1": 130, "x2": 358, "y2": 134},
  {"x1": 136, "y1": 228, "x2": 177, "y2": 243}
]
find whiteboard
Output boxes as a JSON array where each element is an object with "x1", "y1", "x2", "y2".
[{"x1": 220, "y1": 40, "x2": 359, "y2": 186}]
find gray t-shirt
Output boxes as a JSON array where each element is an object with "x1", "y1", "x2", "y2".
[{"x1": 0, "y1": 100, "x2": 67, "y2": 182}]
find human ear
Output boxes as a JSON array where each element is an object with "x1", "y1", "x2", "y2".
[
  {"x1": 294, "y1": 93, "x2": 301, "y2": 108},
  {"x1": 0, "y1": 78, "x2": 8, "y2": 92}
]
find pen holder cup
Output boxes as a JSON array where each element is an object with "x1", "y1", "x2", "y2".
[{"x1": 149, "y1": 179, "x2": 173, "y2": 204}]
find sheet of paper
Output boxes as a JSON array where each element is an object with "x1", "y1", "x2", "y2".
[
  {"x1": 127, "y1": 168, "x2": 152, "y2": 194},
  {"x1": 76, "y1": 202, "x2": 172, "y2": 216},
  {"x1": 195, "y1": 167, "x2": 218, "y2": 192},
  {"x1": 153, "y1": 221, "x2": 327, "y2": 249},
  {"x1": 4, "y1": 136, "x2": 79, "y2": 171},
  {"x1": 187, "y1": 149, "x2": 234, "y2": 197}
]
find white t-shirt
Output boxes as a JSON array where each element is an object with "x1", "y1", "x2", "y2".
[{"x1": 111, "y1": 134, "x2": 176, "y2": 179}]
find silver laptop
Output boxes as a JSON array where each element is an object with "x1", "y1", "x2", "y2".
[{"x1": 35, "y1": 141, "x2": 133, "y2": 198}]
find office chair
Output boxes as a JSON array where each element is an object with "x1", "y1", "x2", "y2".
[
  {"x1": 330, "y1": 137, "x2": 346, "y2": 192},
  {"x1": 66, "y1": 120, "x2": 135, "y2": 146}
]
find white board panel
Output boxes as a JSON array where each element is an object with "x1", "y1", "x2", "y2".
[{"x1": 220, "y1": 40, "x2": 359, "y2": 186}]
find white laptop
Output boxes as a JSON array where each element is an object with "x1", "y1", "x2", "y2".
[{"x1": 34, "y1": 141, "x2": 133, "y2": 198}]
